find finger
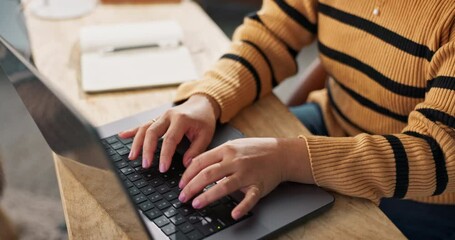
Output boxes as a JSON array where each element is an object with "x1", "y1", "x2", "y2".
[
  {"x1": 182, "y1": 132, "x2": 212, "y2": 167},
  {"x1": 159, "y1": 121, "x2": 187, "y2": 173},
  {"x1": 179, "y1": 148, "x2": 222, "y2": 189},
  {"x1": 231, "y1": 186, "x2": 261, "y2": 220},
  {"x1": 129, "y1": 124, "x2": 151, "y2": 160},
  {"x1": 118, "y1": 127, "x2": 138, "y2": 139},
  {"x1": 142, "y1": 118, "x2": 169, "y2": 168},
  {"x1": 189, "y1": 174, "x2": 240, "y2": 209}
]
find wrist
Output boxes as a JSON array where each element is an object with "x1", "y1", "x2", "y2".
[
  {"x1": 188, "y1": 94, "x2": 221, "y2": 120},
  {"x1": 281, "y1": 137, "x2": 315, "y2": 184}
]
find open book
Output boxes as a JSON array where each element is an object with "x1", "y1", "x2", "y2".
[{"x1": 79, "y1": 21, "x2": 198, "y2": 92}]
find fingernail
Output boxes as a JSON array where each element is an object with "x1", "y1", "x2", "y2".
[
  {"x1": 159, "y1": 162, "x2": 166, "y2": 173},
  {"x1": 128, "y1": 151, "x2": 134, "y2": 159},
  {"x1": 142, "y1": 158, "x2": 149, "y2": 168},
  {"x1": 179, "y1": 192, "x2": 186, "y2": 202},
  {"x1": 232, "y1": 210, "x2": 241, "y2": 220},
  {"x1": 192, "y1": 199, "x2": 201, "y2": 209},
  {"x1": 184, "y1": 157, "x2": 192, "y2": 167},
  {"x1": 178, "y1": 180, "x2": 184, "y2": 189}
]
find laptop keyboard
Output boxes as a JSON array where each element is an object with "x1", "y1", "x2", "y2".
[{"x1": 101, "y1": 135, "x2": 249, "y2": 240}]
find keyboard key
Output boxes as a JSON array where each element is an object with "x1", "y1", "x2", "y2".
[
  {"x1": 156, "y1": 200, "x2": 171, "y2": 210},
  {"x1": 144, "y1": 209, "x2": 162, "y2": 220},
  {"x1": 179, "y1": 206, "x2": 195, "y2": 216},
  {"x1": 106, "y1": 148, "x2": 117, "y2": 156},
  {"x1": 134, "y1": 179, "x2": 148, "y2": 189},
  {"x1": 171, "y1": 199, "x2": 183, "y2": 209},
  {"x1": 117, "y1": 147, "x2": 130, "y2": 156},
  {"x1": 143, "y1": 172, "x2": 156, "y2": 180},
  {"x1": 133, "y1": 194, "x2": 147, "y2": 204},
  {"x1": 186, "y1": 229, "x2": 203, "y2": 240},
  {"x1": 167, "y1": 179, "x2": 179, "y2": 188},
  {"x1": 164, "y1": 191, "x2": 178, "y2": 201},
  {"x1": 157, "y1": 185, "x2": 171, "y2": 194},
  {"x1": 153, "y1": 216, "x2": 170, "y2": 228},
  {"x1": 139, "y1": 200, "x2": 154, "y2": 212},
  {"x1": 188, "y1": 213, "x2": 203, "y2": 224},
  {"x1": 116, "y1": 161, "x2": 129, "y2": 169},
  {"x1": 194, "y1": 221, "x2": 217, "y2": 237},
  {"x1": 120, "y1": 166, "x2": 134, "y2": 175},
  {"x1": 129, "y1": 159, "x2": 142, "y2": 168},
  {"x1": 170, "y1": 214, "x2": 186, "y2": 225},
  {"x1": 128, "y1": 187, "x2": 140, "y2": 196},
  {"x1": 161, "y1": 173, "x2": 172, "y2": 180},
  {"x1": 198, "y1": 208, "x2": 209, "y2": 217},
  {"x1": 118, "y1": 171, "x2": 127, "y2": 180},
  {"x1": 101, "y1": 140, "x2": 110, "y2": 149},
  {"x1": 207, "y1": 200, "x2": 220, "y2": 209},
  {"x1": 179, "y1": 222, "x2": 195, "y2": 234},
  {"x1": 126, "y1": 143, "x2": 133, "y2": 149},
  {"x1": 150, "y1": 178, "x2": 164, "y2": 187},
  {"x1": 106, "y1": 136, "x2": 118, "y2": 144},
  {"x1": 110, "y1": 154, "x2": 122, "y2": 162},
  {"x1": 119, "y1": 137, "x2": 133, "y2": 144},
  {"x1": 148, "y1": 192, "x2": 163, "y2": 202},
  {"x1": 111, "y1": 142, "x2": 124, "y2": 150},
  {"x1": 170, "y1": 231, "x2": 188, "y2": 240},
  {"x1": 164, "y1": 207, "x2": 178, "y2": 218},
  {"x1": 124, "y1": 180, "x2": 134, "y2": 188},
  {"x1": 162, "y1": 223, "x2": 177, "y2": 236},
  {"x1": 127, "y1": 173, "x2": 142, "y2": 182},
  {"x1": 140, "y1": 186, "x2": 155, "y2": 195}
]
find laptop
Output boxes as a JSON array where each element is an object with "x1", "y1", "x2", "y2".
[{"x1": 0, "y1": 36, "x2": 334, "y2": 239}]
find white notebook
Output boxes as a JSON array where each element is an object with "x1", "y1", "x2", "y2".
[{"x1": 80, "y1": 21, "x2": 198, "y2": 92}]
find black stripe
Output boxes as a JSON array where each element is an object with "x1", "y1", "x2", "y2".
[
  {"x1": 426, "y1": 76, "x2": 455, "y2": 92},
  {"x1": 403, "y1": 131, "x2": 448, "y2": 195},
  {"x1": 416, "y1": 108, "x2": 455, "y2": 128},
  {"x1": 241, "y1": 40, "x2": 279, "y2": 87},
  {"x1": 319, "y1": 41, "x2": 426, "y2": 99},
  {"x1": 246, "y1": 12, "x2": 299, "y2": 60},
  {"x1": 327, "y1": 81, "x2": 372, "y2": 134},
  {"x1": 319, "y1": 3, "x2": 434, "y2": 61},
  {"x1": 220, "y1": 54, "x2": 261, "y2": 101},
  {"x1": 274, "y1": 0, "x2": 317, "y2": 34},
  {"x1": 286, "y1": 46, "x2": 298, "y2": 58},
  {"x1": 332, "y1": 78, "x2": 408, "y2": 123},
  {"x1": 246, "y1": 12, "x2": 263, "y2": 23},
  {"x1": 383, "y1": 135, "x2": 409, "y2": 198}
]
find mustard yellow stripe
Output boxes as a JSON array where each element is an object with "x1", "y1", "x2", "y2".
[
  {"x1": 318, "y1": 14, "x2": 429, "y2": 88},
  {"x1": 233, "y1": 18, "x2": 298, "y2": 83},
  {"x1": 321, "y1": 55, "x2": 422, "y2": 116},
  {"x1": 319, "y1": 0, "x2": 449, "y2": 51},
  {"x1": 260, "y1": 0, "x2": 316, "y2": 50},
  {"x1": 329, "y1": 78, "x2": 408, "y2": 134}
]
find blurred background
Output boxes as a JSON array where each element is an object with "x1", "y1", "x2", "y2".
[{"x1": 0, "y1": 0, "x2": 317, "y2": 239}]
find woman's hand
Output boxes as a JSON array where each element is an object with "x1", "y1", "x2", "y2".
[
  {"x1": 178, "y1": 137, "x2": 313, "y2": 220},
  {"x1": 118, "y1": 95, "x2": 220, "y2": 172}
]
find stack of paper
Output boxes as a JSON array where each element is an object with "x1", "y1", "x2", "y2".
[{"x1": 80, "y1": 21, "x2": 198, "y2": 92}]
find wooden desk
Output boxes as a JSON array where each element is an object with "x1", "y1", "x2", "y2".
[{"x1": 24, "y1": 1, "x2": 405, "y2": 239}]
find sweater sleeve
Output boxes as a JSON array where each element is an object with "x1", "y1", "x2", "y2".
[
  {"x1": 303, "y1": 39, "x2": 455, "y2": 203},
  {"x1": 174, "y1": 0, "x2": 318, "y2": 122}
]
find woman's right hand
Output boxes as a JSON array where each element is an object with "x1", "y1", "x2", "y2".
[{"x1": 118, "y1": 94, "x2": 220, "y2": 173}]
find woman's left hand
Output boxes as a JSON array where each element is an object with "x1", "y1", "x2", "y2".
[{"x1": 178, "y1": 137, "x2": 313, "y2": 220}]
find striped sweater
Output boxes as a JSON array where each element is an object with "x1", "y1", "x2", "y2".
[{"x1": 175, "y1": 0, "x2": 455, "y2": 204}]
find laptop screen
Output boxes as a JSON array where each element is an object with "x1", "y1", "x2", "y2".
[{"x1": 0, "y1": 37, "x2": 150, "y2": 239}]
